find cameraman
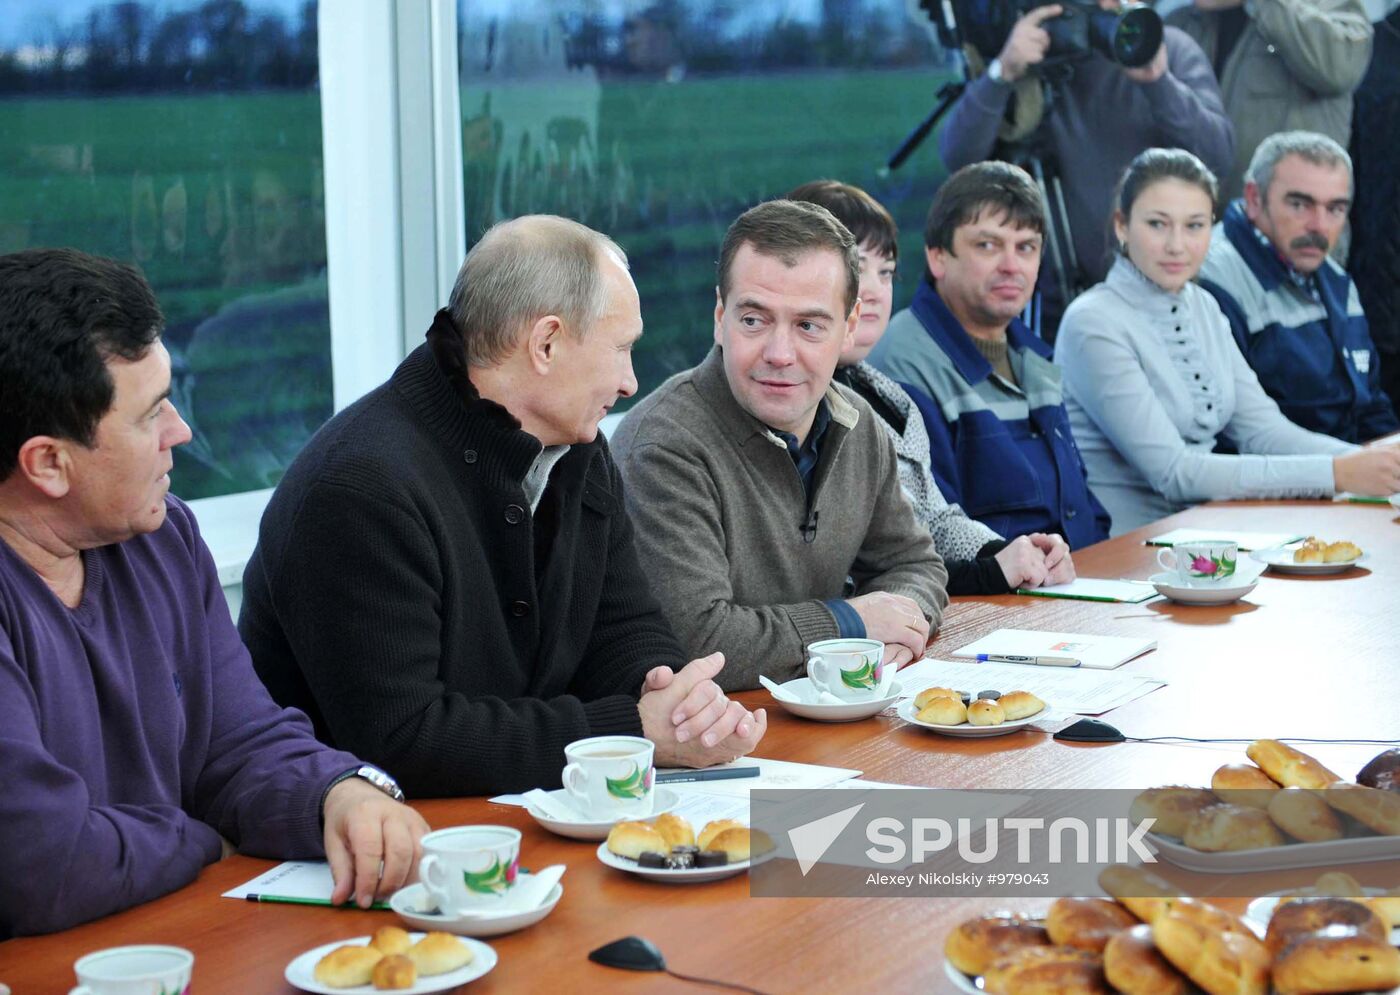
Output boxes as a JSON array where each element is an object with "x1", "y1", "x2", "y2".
[{"x1": 939, "y1": 0, "x2": 1233, "y2": 333}]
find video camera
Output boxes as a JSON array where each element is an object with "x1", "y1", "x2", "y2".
[{"x1": 924, "y1": 0, "x2": 1163, "y2": 70}]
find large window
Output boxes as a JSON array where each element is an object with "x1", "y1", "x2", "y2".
[
  {"x1": 0, "y1": 0, "x2": 331, "y2": 501},
  {"x1": 458, "y1": 1, "x2": 953, "y2": 405}
]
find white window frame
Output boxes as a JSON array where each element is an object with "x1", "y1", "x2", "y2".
[{"x1": 192, "y1": 0, "x2": 465, "y2": 589}]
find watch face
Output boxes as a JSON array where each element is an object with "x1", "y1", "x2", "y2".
[{"x1": 359, "y1": 765, "x2": 405, "y2": 801}]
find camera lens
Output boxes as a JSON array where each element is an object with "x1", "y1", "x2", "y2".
[{"x1": 1112, "y1": 5, "x2": 1163, "y2": 67}]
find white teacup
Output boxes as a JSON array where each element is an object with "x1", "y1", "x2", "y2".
[
  {"x1": 419, "y1": 825, "x2": 521, "y2": 916},
  {"x1": 561, "y1": 735, "x2": 655, "y2": 820},
  {"x1": 70, "y1": 945, "x2": 193, "y2": 995},
  {"x1": 1156, "y1": 541, "x2": 1239, "y2": 586},
  {"x1": 806, "y1": 638, "x2": 892, "y2": 702}
]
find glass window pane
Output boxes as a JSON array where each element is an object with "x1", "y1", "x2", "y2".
[
  {"x1": 0, "y1": 0, "x2": 330, "y2": 499},
  {"x1": 458, "y1": 1, "x2": 945, "y2": 407}
]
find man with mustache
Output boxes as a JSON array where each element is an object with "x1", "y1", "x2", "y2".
[
  {"x1": 611, "y1": 200, "x2": 949, "y2": 691},
  {"x1": 1198, "y1": 131, "x2": 1399, "y2": 444},
  {"x1": 867, "y1": 162, "x2": 1111, "y2": 550}
]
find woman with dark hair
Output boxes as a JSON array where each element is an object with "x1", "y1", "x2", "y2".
[
  {"x1": 787, "y1": 180, "x2": 1074, "y2": 594},
  {"x1": 1055, "y1": 148, "x2": 1390, "y2": 534}
]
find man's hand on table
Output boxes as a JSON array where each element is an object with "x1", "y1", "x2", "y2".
[
  {"x1": 323, "y1": 777, "x2": 430, "y2": 909},
  {"x1": 846, "y1": 591, "x2": 929, "y2": 666},
  {"x1": 641, "y1": 652, "x2": 767, "y2": 768}
]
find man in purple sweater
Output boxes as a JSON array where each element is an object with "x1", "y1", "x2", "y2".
[{"x1": 0, "y1": 249, "x2": 427, "y2": 937}]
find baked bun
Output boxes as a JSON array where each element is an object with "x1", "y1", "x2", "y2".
[
  {"x1": 1183, "y1": 803, "x2": 1286, "y2": 851},
  {"x1": 1264, "y1": 897, "x2": 1387, "y2": 957},
  {"x1": 1273, "y1": 930, "x2": 1400, "y2": 995},
  {"x1": 1357, "y1": 748, "x2": 1400, "y2": 792},
  {"x1": 944, "y1": 913, "x2": 1052, "y2": 975},
  {"x1": 1104, "y1": 923, "x2": 1189, "y2": 995},
  {"x1": 1129, "y1": 786, "x2": 1219, "y2": 838},
  {"x1": 653, "y1": 812, "x2": 695, "y2": 849},
  {"x1": 1151, "y1": 911, "x2": 1269, "y2": 995},
  {"x1": 1267, "y1": 787, "x2": 1344, "y2": 842},
  {"x1": 697, "y1": 819, "x2": 746, "y2": 852},
  {"x1": 1045, "y1": 897, "x2": 1137, "y2": 952},
  {"x1": 371, "y1": 953, "x2": 417, "y2": 990},
  {"x1": 407, "y1": 932, "x2": 473, "y2": 976},
  {"x1": 606, "y1": 820, "x2": 668, "y2": 859},
  {"x1": 1323, "y1": 540, "x2": 1362, "y2": 562},
  {"x1": 1294, "y1": 538, "x2": 1326, "y2": 563},
  {"x1": 1211, "y1": 764, "x2": 1280, "y2": 808},
  {"x1": 706, "y1": 827, "x2": 758, "y2": 862},
  {"x1": 1310, "y1": 872, "x2": 1364, "y2": 898},
  {"x1": 916, "y1": 695, "x2": 967, "y2": 725},
  {"x1": 370, "y1": 925, "x2": 413, "y2": 956},
  {"x1": 1246, "y1": 740, "x2": 1341, "y2": 790},
  {"x1": 983, "y1": 945, "x2": 1108, "y2": 995},
  {"x1": 314, "y1": 944, "x2": 383, "y2": 988},
  {"x1": 1097, "y1": 864, "x2": 1181, "y2": 923},
  {"x1": 998, "y1": 690, "x2": 1045, "y2": 721},
  {"x1": 966, "y1": 698, "x2": 1005, "y2": 726},
  {"x1": 914, "y1": 686, "x2": 965, "y2": 709},
  {"x1": 1322, "y1": 780, "x2": 1400, "y2": 835}
]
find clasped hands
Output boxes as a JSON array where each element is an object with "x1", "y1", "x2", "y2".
[{"x1": 640, "y1": 652, "x2": 767, "y2": 768}]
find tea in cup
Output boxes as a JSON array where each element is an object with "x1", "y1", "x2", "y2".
[
  {"x1": 561, "y1": 735, "x2": 655, "y2": 820},
  {"x1": 418, "y1": 825, "x2": 521, "y2": 915},
  {"x1": 806, "y1": 638, "x2": 892, "y2": 701},
  {"x1": 70, "y1": 945, "x2": 193, "y2": 995},
  {"x1": 1156, "y1": 540, "x2": 1239, "y2": 586}
]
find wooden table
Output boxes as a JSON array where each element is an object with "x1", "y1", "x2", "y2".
[{"x1": 3, "y1": 502, "x2": 1396, "y2": 993}]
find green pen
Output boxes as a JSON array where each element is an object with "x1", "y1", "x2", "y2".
[
  {"x1": 245, "y1": 893, "x2": 392, "y2": 911},
  {"x1": 1343, "y1": 495, "x2": 1390, "y2": 504}
]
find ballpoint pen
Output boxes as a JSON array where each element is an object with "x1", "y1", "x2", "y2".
[
  {"x1": 974, "y1": 653, "x2": 1081, "y2": 668},
  {"x1": 655, "y1": 766, "x2": 761, "y2": 784},
  {"x1": 245, "y1": 894, "x2": 392, "y2": 910}
]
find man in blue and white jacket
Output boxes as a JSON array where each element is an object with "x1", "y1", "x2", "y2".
[{"x1": 1198, "y1": 131, "x2": 1399, "y2": 445}]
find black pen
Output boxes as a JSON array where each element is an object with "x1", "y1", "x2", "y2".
[{"x1": 655, "y1": 766, "x2": 761, "y2": 784}]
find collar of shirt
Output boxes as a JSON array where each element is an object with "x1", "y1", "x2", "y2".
[
  {"x1": 769, "y1": 398, "x2": 832, "y2": 494},
  {"x1": 908, "y1": 278, "x2": 1050, "y2": 388}
]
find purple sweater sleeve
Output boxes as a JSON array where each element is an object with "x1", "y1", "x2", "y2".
[
  {"x1": 938, "y1": 75, "x2": 1014, "y2": 173},
  {"x1": 1141, "y1": 30, "x2": 1235, "y2": 183}
]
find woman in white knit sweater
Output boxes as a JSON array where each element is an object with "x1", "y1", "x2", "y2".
[{"x1": 1054, "y1": 148, "x2": 1398, "y2": 535}]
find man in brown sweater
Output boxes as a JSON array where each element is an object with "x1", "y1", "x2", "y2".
[{"x1": 612, "y1": 201, "x2": 949, "y2": 691}]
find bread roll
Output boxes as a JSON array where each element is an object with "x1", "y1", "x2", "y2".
[
  {"x1": 1266, "y1": 787, "x2": 1344, "y2": 842},
  {"x1": 1323, "y1": 540, "x2": 1361, "y2": 562},
  {"x1": 1321, "y1": 780, "x2": 1400, "y2": 835},
  {"x1": 1104, "y1": 923, "x2": 1189, "y2": 995},
  {"x1": 1210, "y1": 764, "x2": 1280, "y2": 808},
  {"x1": 944, "y1": 913, "x2": 1052, "y2": 975},
  {"x1": 606, "y1": 820, "x2": 668, "y2": 859},
  {"x1": 697, "y1": 818, "x2": 746, "y2": 851},
  {"x1": 913, "y1": 686, "x2": 965, "y2": 709},
  {"x1": 983, "y1": 945, "x2": 1108, "y2": 995},
  {"x1": 1294, "y1": 538, "x2": 1326, "y2": 563},
  {"x1": 966, "y1": 698, "x2": 1005, "y2": 726},
  {"x1": 1045, "y1": 897, "x2": 1137, "y2": 952},
  {"x1": 1151, "y1": 911, "x2": 1269, "y2": 995},
  {"x1": 998, "y1": 690, "x2": 1045, "y2": 721},
  {"x1": 1097, "y1": 864, "x2": 1182, "y2": 924},
  {"x1": 371, "y1": 953, "x2": 416, "y2": 990},
  {"x1": 1130, "y1": 786, "x2": 1219, "y2": 838},
  {"x1": 1245, "y1": 740, "x2": 1341, "y2": 790},
  {"x1": 1264, "y1": 897, "x2": 1387, "y2": 957},
  {"x1": 407, "y1": 931, "x2": 473, "y2": 976},
  {"x1": 370, "y1": 926, "x2": 412, "y2": 957},
  {"x1": 653, "y1": 812, "x2": 695, "y2": 849},
  {"x1": 1272, "y1": 930, "x2": 1400, "y2": 995},
  {"x1": 314, "y1": 944, "x2": 384, "y2": 988},
  {"x1": 1357, "y1": 747, "x2": 1400, "y2": 792},
  {"x1": 1183, "y1": 803, "x2": 1286, "y2": 851},
  {"x1": 706, "y1": 827, "x2": 758, "y2": 862},
  {"x1": 1310, "y1": 872, "x2": 1364, "y2": 898},
  {"x1": 916, "y1": 694, "x2": 966, "y2": 725}
]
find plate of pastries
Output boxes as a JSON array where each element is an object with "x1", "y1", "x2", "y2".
[
  {"x1": 1131, "y1": 743, "x2": 1400, "y2": 873},
  {"x1": 600, "y1": 813, "x2": 775, "y2": 882},
  {"x1": 897, "y1": 687, "x2": 1047, "y2": 737},
  {"x1": 286, "y1": 927, "x2": 495, "y2": 993},
  {"x1": 1246, "y1": 872, "x2": 1400, "y2": 947},
  {"x1": 944, "y1": 864, "x2": 1400, "y2": 995},
  {"x1": 1252, "y1": 538, "x2": 1367, "y2": 575}
]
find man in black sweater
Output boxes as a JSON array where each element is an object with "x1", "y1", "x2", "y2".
[{"x1": 240, "y1": 216, "x2": 766, "y2": 797}]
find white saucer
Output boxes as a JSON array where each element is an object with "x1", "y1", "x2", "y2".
[
  {"x1": 895, "y1": 697, "x2": 1043, "y2": 738},
  {"x1": 767, "y1": 678, "x2": 903, "y2": 722},
  {"x1": 596, "y1": 841, "x2": 763, "y2": 883},
  {"x1": 1148, "y1": 570, "x2": 1260, "y2": 605},
  {"x1": 1245, "y1": 888, "x2": 1400, "y2": 945},
  {"x1": 284, "y1": 932, "x2": 496, "y2": 993},
  {"x1": 390, "y1": 879, "x2": 561, "y2": 937},
  {"x1": 525, "y1": 786, "x2": 680, "y2": 841},
  {"x1": 1390, "y1": 493, "x2": 1400, "y2": 511},
  {"x1": 1252, "y1": 545, "x2": 1369, "y2": 575}
]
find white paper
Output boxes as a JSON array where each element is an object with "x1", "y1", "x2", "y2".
[
  {"x1": 893, "y1": 657, "x2": 1165, "y2": 716},
  {"x1": 223, "y1": 860, "x2": 335, "y2": 901},
  {"x1": 659, "y1": 757, "x2": 861, "y2": 799},
  {"x1": 1145, "y1": 527, "x2": 1302, "y2": 551},
  {"x1": 668, "y1": 792, "x2": 751, "y2": 825},
  {"x1": 948, "y1": 628, "x2": 1156, "y2": 671},
  {"x1": 1016, "y1": 577, "x2": 1157, "y2": 603}
]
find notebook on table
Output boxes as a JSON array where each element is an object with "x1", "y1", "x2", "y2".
[{"x1": 950, "y1": 629, "x2": 1157, "y2": 671}]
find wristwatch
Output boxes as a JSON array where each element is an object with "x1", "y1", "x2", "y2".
[
  {"x1": 330, "y1": 764, "x2": 406, "y2": 803},
  {"x1": 987, "y1": 57, "x2": 1010, "y2": 85}
]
